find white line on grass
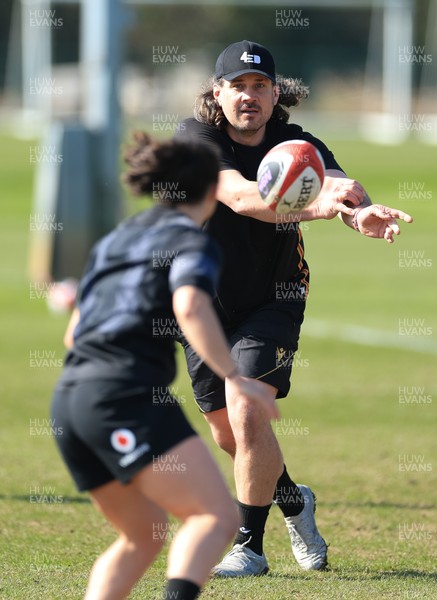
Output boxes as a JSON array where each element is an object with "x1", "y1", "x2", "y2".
[{"x1": 303, "y1": 319, "x2": 437, "y2": 356}]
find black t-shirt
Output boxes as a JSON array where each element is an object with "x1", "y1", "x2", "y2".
[
  {"x1": 61, "y1": 205, "x2": 222, "y2": 386},
  {"x1": 176, "y1": 118, "x2": 342, "y2": 324}
]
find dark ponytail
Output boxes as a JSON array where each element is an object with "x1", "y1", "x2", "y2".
[{"x1": 123, "y1": 132, "x2": 219, "y2": 205}]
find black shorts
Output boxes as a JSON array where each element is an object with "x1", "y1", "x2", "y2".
[
  {"x1": 183, "y1": 304, "x2": 305, "y2": 413},
  {"x1": 51, "y1": 379, "x2": 196, "y2": 491}
]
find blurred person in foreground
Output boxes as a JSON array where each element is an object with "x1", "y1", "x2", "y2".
[
  {"x1": 51, "y1": 133, "x2": 278, "y2": 600},
  {"x1": 176, "y1": 40, "x2": 413, "y2": 576}
]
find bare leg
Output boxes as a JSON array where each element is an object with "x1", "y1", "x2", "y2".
[
  {"x1": 137, "y1": 436, "x2": 239, "y2": 584},
  {"x1": 203, "y1": 407, "x2": 236, "y2": 459},
  {"x1": 84, "y1": 435, "x2": 238, "y2": 599},
  {"x1": 206, "y1": 380, "x2": 283, "y2": 506},
  {"x1": 85, "y1": 481, "x2": 167, "y2": 600},
  {"x1": 202, "y1": 382, "x2": 328, "y2": 576}
]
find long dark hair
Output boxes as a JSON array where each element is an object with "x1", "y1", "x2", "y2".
[
  {"x1": 123, "y1": 132, "x2": 219, "y2": 205},
  {"x1": 194, "y1": 75, "x2": 309, "y2": 129}
]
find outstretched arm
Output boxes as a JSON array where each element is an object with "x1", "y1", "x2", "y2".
[
  {"x1": 216, "y1": 168, "x2": 365, "y2": 223},
  {"x1": 216, "y1": 168, "x2": 413, "y2": 239}
]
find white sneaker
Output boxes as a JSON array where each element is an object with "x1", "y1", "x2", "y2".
[
  {"x1": 285, "y1": 484, "x2": 328, "y2": 570},
  {"x1": 211, "y1": 539, "x2": 269, "y2": 577}
]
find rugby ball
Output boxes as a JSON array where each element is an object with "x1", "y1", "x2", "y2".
[{"x1": 257, "y1": 140, "x2": 325, "y2": 214}]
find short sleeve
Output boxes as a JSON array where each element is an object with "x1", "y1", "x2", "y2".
[
  {"x1": 176, "y1": 118, "x2": 237, "y2": 171},
  {"x1": 300, "y1": 131, "x2": 343, "y2": 172},
  {"x1": 168, "y1": 233, "x2": 222, "y2": 297}
]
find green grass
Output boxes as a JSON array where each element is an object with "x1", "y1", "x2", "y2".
[{"x1": 0, "y1": 135, "x2": 436, "y2": 599}]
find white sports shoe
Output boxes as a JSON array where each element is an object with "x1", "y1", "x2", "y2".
[
  {"x1": 285, "y1": 484, "x2": 328, "y2": 570},
  {"x1": 211, "y1": 539, "x2": 269, "y2": 577}
]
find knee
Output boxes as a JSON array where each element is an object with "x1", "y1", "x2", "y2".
[
  {"x1": 227, "y1": 396, "x2": 265, "y2": 445},
  {"x1": 113, "y1": 533, "x2": 165, "y2": 564},
  {"x1": 121, "y1": 520, "x2": 167, "y2": 556},
  {"x1": 205, "y1": 414, "x2": 236, "y2": 458},
  {"x1": 211, "y1": 427, "x2": 236, "y2": 458},
  {"x1": 181, "y1": 498, "x2": 239, "y2": 544}
]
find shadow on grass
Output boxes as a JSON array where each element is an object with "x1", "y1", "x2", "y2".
[
  {"x1": 330, "y1": 569, "x2": 437, "y2": 582},
  {"x1": 0, "y1": 494, "x2": 90, "y2": 504},
  {"x1": 323, "y1": 500, "x2": 436, "y2": 510},
  {"x1": 369, "y1": 570, "x2": 437, "y2": 581},
  {"x1": 264, "y1": 569, "x2": 437, "y2": 581}
]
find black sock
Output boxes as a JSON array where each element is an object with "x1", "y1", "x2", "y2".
[
  {"x1": 163, "y1": 578, "x2": 200, "y2": 600},
  {"x1": 273, "y1": 465, "x2": 305, "y2": 517},
  {"x1": 233, "y1": 500, "x2": 271, "y2": 556}
]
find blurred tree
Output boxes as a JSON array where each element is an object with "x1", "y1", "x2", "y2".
[
  {"x1": 126, "y1": 4, "x2": 371, "y2": 83},
  {"x1": 0, "y1": 0, "x2": 14, "y2": 91},
  {"x1": 51, "y1": 4, "x2": 80, "y2": 64},
  {"x1": 1, "y1": 1, "x2": 431, "y2": 94},
  {"x1": 124, "y1": 0, "x2": 431, "y2": 89}
]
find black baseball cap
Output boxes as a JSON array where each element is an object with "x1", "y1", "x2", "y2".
[{"x1": 215, "y1": 40, "x2": 276, "y2": 83}]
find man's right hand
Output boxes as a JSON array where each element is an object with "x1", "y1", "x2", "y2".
[{"x1": 311, "y1": 173, "x2": 365, "y2": 220}]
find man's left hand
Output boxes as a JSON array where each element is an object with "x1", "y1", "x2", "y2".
[{"x1": 355, "y1": 204, "x2": 413, "y2": 243}]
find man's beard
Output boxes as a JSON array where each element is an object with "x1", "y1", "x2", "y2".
[{"x1": 232, "y1": 116, "x2": 265, "y2": 136}]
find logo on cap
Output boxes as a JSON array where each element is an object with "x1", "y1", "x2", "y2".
[
  {"x1": 215, "y1": 40, "x2": 276, "y2": 83},
  {"x1": 240, "y1": 51, "x2": 261, "y2": 64}
]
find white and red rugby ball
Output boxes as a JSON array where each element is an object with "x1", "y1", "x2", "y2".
[{"x1": 257, "y1": 140, "x2": 325, "y2": 214}]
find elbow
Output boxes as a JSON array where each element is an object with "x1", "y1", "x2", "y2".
[
  {"x1": 232, "y1": 201, "x2": 252, "y2": 217},
  {"x1": 218, "y1": 180, "x2": 256, "y2": 217},
  {"x1": 219, "y1": 193, "x2": 252, "y2": 217}
]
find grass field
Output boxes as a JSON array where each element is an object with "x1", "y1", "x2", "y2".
[{"x1": 0, "y1": 133, "x2": 436, "y2": 599}]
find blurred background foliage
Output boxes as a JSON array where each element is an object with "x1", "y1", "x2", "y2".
[{"x1": 0, "y1": 0, "x2": 433, "y2": 93}]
